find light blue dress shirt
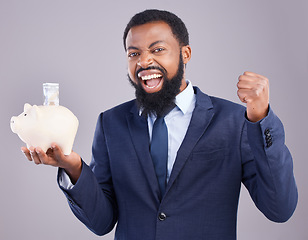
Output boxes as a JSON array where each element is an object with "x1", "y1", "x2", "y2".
[
  {"x1": 60, "y1": 81, "x2": 196, "y2": 188},
  {"x1": 147, "y1": 81, "x2": 196, "y2": 182}
]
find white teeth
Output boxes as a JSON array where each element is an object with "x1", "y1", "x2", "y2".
[{"x1": 140, "y1": 74, "x2": 162, "y2": 81}]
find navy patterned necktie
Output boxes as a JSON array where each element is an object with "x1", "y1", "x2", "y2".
[{"x1": 150, "y1": 116, "x2": 168, "y2": 196}]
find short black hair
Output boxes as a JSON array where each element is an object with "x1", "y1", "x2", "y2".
[{"x1": 123, "y1": 9, "x2": 189, "y2": 50}]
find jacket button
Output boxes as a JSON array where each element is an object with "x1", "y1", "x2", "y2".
[
  {"x1": 265, "y1": 135, "x2": 272, "y2": 142},
  {"x1": 158, "y1": 212, "x2": 167, "y2": 221},
  {"x1": 264, "y1": 128, "x2": 270, "y2": 135},
  {"x1": 267, "y1": 141, "x2": 273, "y2": 148}
]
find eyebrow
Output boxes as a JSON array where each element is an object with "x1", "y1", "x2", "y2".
[
  {"x1": 149, "y1": 40, "x2": 164, "y2": 48},
  {"x1": 127, "y1": 46, "x2": 139, "y2": 51},
  {"x1": 127, "y1": 40, "x2": 165, "y2": 51}
]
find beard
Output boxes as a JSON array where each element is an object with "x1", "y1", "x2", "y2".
[{"x1": 128, "y1": 53, "x2": 184, "y2": 117}]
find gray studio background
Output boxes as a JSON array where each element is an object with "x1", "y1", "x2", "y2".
[{"x1": 1, "y1": 0, "x2": 307, "y2": 239}]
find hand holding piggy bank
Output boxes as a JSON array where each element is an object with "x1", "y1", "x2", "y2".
[{"x1": 10, "y1": 103, "x2": 79, "y2": 155}]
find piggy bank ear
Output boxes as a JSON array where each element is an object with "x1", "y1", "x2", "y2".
[
  {"x1": 31, "y1": 105, "x2": 41, "y2": 119},
  {"x1": 24, "y1": 103, "x2": 32, "y2": 112}
]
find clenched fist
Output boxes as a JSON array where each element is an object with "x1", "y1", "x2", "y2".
[{"x1": 237, "y1": 71, "x2": 269, "y2": 122}]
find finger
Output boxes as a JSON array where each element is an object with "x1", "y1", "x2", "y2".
[
  {"x1": 21, "y1": 147, "x2": 32, "y2": 161},
  {"x1": 238, "y1": 87, "x2": 266, "y2": 102},
  {"x1": 237, "y1": 89, "x2": 247, "y2": 103},
  {"x1": 243, "y1": 71, "x2": 266, "y2": 79},
  {"x1": 35, "y1": 147, "x2": 50, "y2": 165},
  {"x1": 237, "y1": 81, "x2": 267, "y2": 92},
  {"x1": 238, "y1": 74, "x2": 259, "y2": 82},
  {"x1": 237, "y1": 80, "x2": 256, "y2": 90},
  {"x1": 29, "y1": 147, "x2": 42, "y2": 165},
  {"x1": 238, "y1": 76, "x2": 268, "y2": 90},
  {"x1": 237, "y1": 89, "x2": 256, "y2": 103},
  {"x1": 50, "y1": 143, "x2": 65, "y2": 162}
]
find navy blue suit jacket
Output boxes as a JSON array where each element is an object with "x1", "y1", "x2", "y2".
[{"x1": 58, "y1": 87, "x2": 297, "y2": 240}]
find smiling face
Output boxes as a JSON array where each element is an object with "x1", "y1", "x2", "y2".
[{"x1": 126, "y1": 21, "x2": 191, "y2": 94}]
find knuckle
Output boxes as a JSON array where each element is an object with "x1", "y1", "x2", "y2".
[
  {"x1": 262, "y1": 78, "x2": 269, "y2": 86},
  {"x1": 257, "y1": 83, "x2": 266, "y2": 91},
  {"x1": 252, "y1": 88, "x2": 262, "y2": 97}
]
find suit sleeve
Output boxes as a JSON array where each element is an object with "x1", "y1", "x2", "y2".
[
  {"x1": 241, "y1": 107, "x2": 298, "y2": 222},
  {"x1": 57, "y1": 113, "x2": 118, "y2": 236}
]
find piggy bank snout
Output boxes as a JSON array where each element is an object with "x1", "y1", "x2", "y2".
[{"x1": 10, "y1": 116, "x2": 19, "y2": 133}]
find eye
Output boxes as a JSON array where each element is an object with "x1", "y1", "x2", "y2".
[
  {"x1": 24, "y1": 113, "x2": 27, "y2": 116},
  {"x1": 153, "y1": 48, "x2": 164, "y2": 53},
  {"x1": 128, "y1": 52, "x2": 139, "y2": 58}
]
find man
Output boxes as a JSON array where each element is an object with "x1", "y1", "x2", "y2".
[{"x1": 22, "y1": 9, "x2": 297, "y2": 240}]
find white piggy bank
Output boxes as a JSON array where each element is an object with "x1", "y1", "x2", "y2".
[{"x1": 10, "y1": 103, "x2": 79, "y2": 155}]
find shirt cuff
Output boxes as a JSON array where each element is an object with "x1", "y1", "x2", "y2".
[{"x1": 58, "y1": 168, "x2": 75, "y2": 190}]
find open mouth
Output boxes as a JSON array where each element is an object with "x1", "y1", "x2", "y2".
[{"x1": 137, "y1": 72, "x2": 163, "y2": 91}]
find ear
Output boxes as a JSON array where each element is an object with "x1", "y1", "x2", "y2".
[
  {"x1": 181, "y1": 45, "x2": 192, "y2": 64},
  {"x1": 24, "y1": 103, "x2": 32, "y2": 112},
  {"x1": 31, "y1": 105, "x2": 41, "y2": 119}
]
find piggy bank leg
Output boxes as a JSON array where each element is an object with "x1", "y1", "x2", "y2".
[
  {"x1": 62, "y1": 145, "x2": 72, "y2": 155},
  {"x1": 60, "y1": 138, "x2": 74, "y2": 155},
  {"x1": 26, "y1": 143, "x2": 48, "y2": 153}
]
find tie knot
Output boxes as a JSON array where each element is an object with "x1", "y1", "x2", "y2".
[
  {"x1": 156, "y1": 103, "x2": 176, "y2": 118},
  {"x1": 154, "y1": 116, "x2": 165, "y2": 124}
]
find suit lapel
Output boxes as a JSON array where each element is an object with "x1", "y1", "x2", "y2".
[
  {"x1": 126, "y1": 103, "x2": 161, "y2": 199},
  {"x1": 125, "y1": 89, "x2": 215, "y2": 200},
  {"x1": 165, "y1": 88, "x2": 214, "y2": 195}
]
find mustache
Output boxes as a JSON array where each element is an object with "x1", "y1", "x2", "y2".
[{"x1": 135, "y1": 66, "x2": 167, "y2": 79}]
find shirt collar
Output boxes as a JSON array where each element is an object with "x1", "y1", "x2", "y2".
[{"x1": 175, "y1": 80, "x2": 195, "y2": 115}]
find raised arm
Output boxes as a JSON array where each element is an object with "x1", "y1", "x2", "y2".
[{"x1": 238, "y1": 71, "x2": 298, "y2": 221}]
